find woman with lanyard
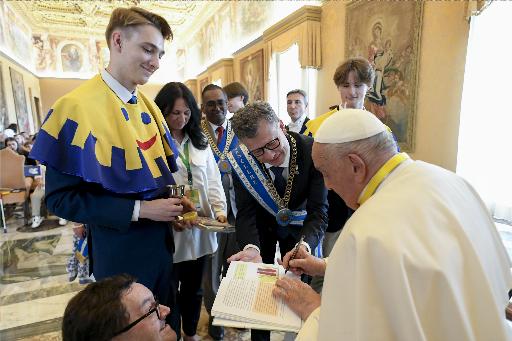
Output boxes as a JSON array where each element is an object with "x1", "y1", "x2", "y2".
[{"x1": 155, "y1": 82, "x2": 227, "y2": 341}]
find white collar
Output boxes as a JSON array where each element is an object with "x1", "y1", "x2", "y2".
[
  {"x1": 357, "y1": 158, "x2": 413, "y2": 203},
  {"x1": 287, "y1": 113, "x2": 308, "y2": 133},
  {"x1": 174, "y1": 133, "x2": 190, "y2": 149},
  {"x1": 208, "y1": 119, "x2": 228, "y2": 133},
  {"x1": 100, "y1": 69, "x2": 137, "y2": 104}
]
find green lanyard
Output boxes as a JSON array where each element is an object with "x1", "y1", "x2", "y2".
[{"x1": 178, "y1": 140, "x2": 193, "y2": 186}]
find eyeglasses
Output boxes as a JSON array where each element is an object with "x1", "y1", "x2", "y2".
[
  {"x1": 113, "y1": 297, "x2": 161, "y2": 337},
  {"x1": 249, "y1": 137, "x2": 280, "y2": 157},
  {"x1": 205, "y1": 99, "x2": 227, "y2": 109}
]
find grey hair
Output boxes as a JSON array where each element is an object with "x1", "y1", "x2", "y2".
[
  {"x1": 323, "y1": 130, "x2": 398, "y2": 166},
  {"x1": 230, "y1": 101, "x2": 279, "y2": 139}
]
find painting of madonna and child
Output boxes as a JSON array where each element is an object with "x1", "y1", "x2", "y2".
[{"x1": 346, "y1": 1, "x2": 423, "y2": 151}]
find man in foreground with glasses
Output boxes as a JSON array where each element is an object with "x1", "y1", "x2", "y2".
[
  {"x1": 62, "y1": 274, "x2": 177, "y2": 341},
  {"x1": 227, "y1": 101, "x2": 328, "y2": 341}
]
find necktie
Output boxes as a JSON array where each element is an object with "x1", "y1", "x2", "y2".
[
  {"x1": 128, "y1": 95, "x2": 137, "y2": 104},
  {"x1": 270, "y1": 166, "x2": 286, "y2": 197},
  {"x1": 216, "y1": 126, "x2": 224, "y2": 146}
]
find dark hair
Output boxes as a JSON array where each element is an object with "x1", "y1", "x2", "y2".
[
  {"x1": 201, "y1": 84, "x2": 225, "y2": 100},
  {"x1": 105, "y1": 7, "x2": 173, "y2": 48},
  {"x1": 155, "y1": 82, "x2": 208, "y2": 150},
  {"x1": 333, "y1": 58, "x2": 375, "y2": 88},
  {"x1": 286, "y1": 89, "x2": 308, "y2": 106},
  {"x1": 231, "y1": 101, "x2": 279, "y2": 139},
  {"x1": 7, "y1": 123, "x2": 17, "y2": 132},
  {"x1": 62, "y1": 274, "x2": 135, "y2": 341},
  {"x1": 4, "y1": 137, "x2": 17, "y2": 150},
  {"x1": 223, "y1": 82, "x2": 249, "y2": 104}
]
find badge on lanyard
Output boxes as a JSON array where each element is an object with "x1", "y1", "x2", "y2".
[
  {"x1": 179, "y1": 140, "x2": 201, "y2": 210},
  {"x1": 185, "y1": 186, "x2": 201, "y2": 209}
]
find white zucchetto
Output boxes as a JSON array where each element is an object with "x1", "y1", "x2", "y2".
[{"x1": 314, "y1": 109, "x2": 386, "y2": 144}]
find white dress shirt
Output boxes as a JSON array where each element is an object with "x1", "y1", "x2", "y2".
[
  {"x1": 172, "y1": 134, "x2": 227, "y2": 263},
  {"x1": 287, "y1": 113, "x2": 308, "y2": 134},
  {"x1": 208, "y1": 120, "x2": 238, "y2": 217}
]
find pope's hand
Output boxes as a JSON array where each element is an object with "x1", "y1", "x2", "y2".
[
  {"x1": 139, "y1": 198, "x2": 183, "y2": 222},
  {"x1": 280, "y1": 247, "x2": 326, "y2": 277},
  {"x1": 227, "y1": 248, "x2": 262, "y2": 263},
  {"x1": 216, "y1": 215, "x2": 227, "y2": 223},
  {"x1": 273, "y1": 277, "x2": 321, "y2": 320}
]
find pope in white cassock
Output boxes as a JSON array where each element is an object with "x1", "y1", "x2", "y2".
[{"x1": 273, "y1": 109, "x2": 512, "y2": 340}]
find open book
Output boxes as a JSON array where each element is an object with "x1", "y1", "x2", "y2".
[{"x1": 211, "y1": 261, "x2": 303, "y2": 332}]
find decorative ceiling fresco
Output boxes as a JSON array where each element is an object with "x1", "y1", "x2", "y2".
[
  {"x1": 0, "y1": 0, "x2": 216, "y2": 79},
  {"x1": 8, "y1": 1, "x2": 208, "y2": 39},
  {"x1": 0, "y1": 1, "x2": 318, "y2": 82}
]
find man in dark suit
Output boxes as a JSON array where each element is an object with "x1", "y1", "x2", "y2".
[
  {"x1": 285, "y1": 89, "x2": 310, "y2": 135},
  {"x1": 200, "y1": 84, "x2": 240, "y2": 340},
  {"x1": 30, "y1": 7, "x2": 191, "y2": 313},
  {"x1": 227, "y1": 101, "x2": 328, "y2": 341}
]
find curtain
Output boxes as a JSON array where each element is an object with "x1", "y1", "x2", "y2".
[{"x1": 456, "y1": 1, "x2": 512, "y2": 224}]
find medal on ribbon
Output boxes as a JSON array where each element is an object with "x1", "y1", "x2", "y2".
[
  {"x1": 228, "y1": 134, "x2": 305, "y2": 226},
  {"x1": 201, "y1": 120, "x2": 236, "y2": 174}
]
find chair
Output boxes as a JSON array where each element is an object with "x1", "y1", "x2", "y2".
[{"x1": 0, "y1": 148, "x2": 29, "y2": 232}]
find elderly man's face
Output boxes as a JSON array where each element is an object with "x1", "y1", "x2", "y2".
[
  {"x1": 242, "y1": 120, "x2": 288, "y2": 167},
  {"x1": 312, "y1": 143, "x2": 360, "y2": 210},
  {"x1": 115, "y1": 283, "x2": 175, "y2": 341}
]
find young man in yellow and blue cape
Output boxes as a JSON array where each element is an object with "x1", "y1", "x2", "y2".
[{"x1": 30, "y1": 7, "x2": 190, "y2": 318}]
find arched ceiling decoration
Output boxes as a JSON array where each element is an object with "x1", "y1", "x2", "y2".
[{"x1": 8, "y1": 1, "x2": 208, "y2": 39}]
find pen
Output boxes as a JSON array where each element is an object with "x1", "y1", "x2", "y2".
[{"x1": 286, "y1": 235, "x2": 305, "y2": 273}]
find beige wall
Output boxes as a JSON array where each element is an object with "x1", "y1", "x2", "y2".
[
  {"x1": 39, "y1": 78, "x2": 84, "y2": 117},
  {"x1": 39, "y1": 78, "x2": 166, "y2": 115},
  {"x1": 318, "y1": 1, "x2": 469, "y2": 170},
  {"x1": 0, "y1": 54, "x2": 41, "y2": 133}
]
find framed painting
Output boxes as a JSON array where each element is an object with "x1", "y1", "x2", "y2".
[
  {"x1": 240, "y1": 49, "x2": 264, "y2": 102},
  {"x1": 345, "y1": 1, "x2": 423, "y2": 151},
  {"x1": 0, "y1": 63, "x2": 9, "y2": 131},
  {"x1": 9, "y1": 67, "x2": 30, "y2": 133}
]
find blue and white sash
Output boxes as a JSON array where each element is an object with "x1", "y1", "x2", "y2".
[{"x1": 227, "y1": 144, "x2": 306, "y2": 226}]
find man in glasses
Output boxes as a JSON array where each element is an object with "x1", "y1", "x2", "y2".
[
  {"x1": 227, "y1": 101, "x2": 328, "y2": 341},
  {"x1": 200, "y1": 84, "x2": 240, "y2": 340},
  {"x1": 62, "y1": 274, "x2": 177, "y2": 341}
]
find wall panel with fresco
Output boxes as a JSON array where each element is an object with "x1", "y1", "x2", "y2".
[{"x1": 0, "y1": 54, "x2": 41, "y2": 133}]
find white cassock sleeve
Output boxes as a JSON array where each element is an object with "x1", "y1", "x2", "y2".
[{"x1": 295, "y1": 307, "x2": 321, "y2": 341}]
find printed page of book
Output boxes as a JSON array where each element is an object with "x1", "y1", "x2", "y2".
[{"x1": 212, "y1": 261, "x2": 302, "y2": 332}]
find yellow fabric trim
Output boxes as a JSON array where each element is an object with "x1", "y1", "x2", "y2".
[
  {"x1": 303, "y1": 108, "x2": 337, "y2": 137},
  {"x1": 41, "y1": 75, "x2": 172, "y2": 178},
  {"x1": 358, "y1": 153, "x2": 409, "y2": 206}
]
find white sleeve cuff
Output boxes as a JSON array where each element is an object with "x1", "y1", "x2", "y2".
[
  {"x1": 300, "y1": 241, "x2": 311, "y2": 254},
  {"x1": 131, "y1": 200, "x2": 140, "y2": 221},
  {"x1": 243, "y1": 244, "x2": 260, "y2": 254}
]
